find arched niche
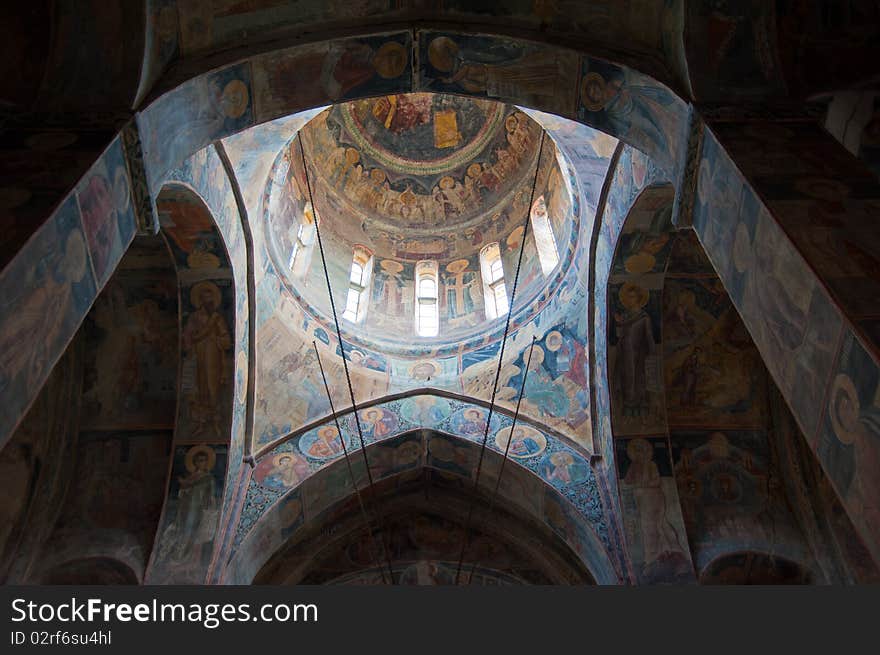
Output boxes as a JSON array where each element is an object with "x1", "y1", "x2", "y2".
[
  {"x1": 224, "y1": 428, "x2": 617, "y2": 585},
  {"x1": 254, "y1": 465, "x2": 595, "y2": 585},
  {"x1": 39, "y1": 557, "x2": 139, "y2": 586},
  {"x1": 699, "y1": 552, "x2": 813, "y2": 586},
  {"x1": 0, "y1": 233, "x2": 179, "y2": 584},
  {"x1": 605, "y1": 184, "x2": 880, "y2": 584},
  {"x1": 140, "y1": 184, "x2": 237, "y2": 584}
]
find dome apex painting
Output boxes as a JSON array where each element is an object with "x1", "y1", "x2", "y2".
[
  {"x1": 301, "y1": 93, "x2": 545, "y2": 234},
  {"x1": 264, "y1": 92, "x2": 578, "y2": 356}
]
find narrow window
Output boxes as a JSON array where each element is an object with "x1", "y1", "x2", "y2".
[
  {"x1": 480, "y1": 243, "x2": 509, "y2": 320},
  {"x1": 530, "y1": 195, "x2": 559, "y2": 275},
  {"x1": 288, "y1": 202, "x2": 318, "y2": 277},
  {"x1": 342, "y1": 245, "x2": 373, "y2": 323},
  {"x1": 415, "y1": 261, "x2": 439, "y2": 337}
]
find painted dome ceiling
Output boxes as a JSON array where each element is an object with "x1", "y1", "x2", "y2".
[
  {"x1": 263, "y1": 93, "x2": 579, "y2": 357},
  {"x1": 303, "y1": 93, "x2": 544, "y2": 241}
]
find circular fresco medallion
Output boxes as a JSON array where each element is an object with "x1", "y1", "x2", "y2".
[
  {"x1": 494, "y1": 425, "x2": 547, "y2": 459},
  {"x1": 298, "y1": 425, "x2": 353, "y2": 461}
]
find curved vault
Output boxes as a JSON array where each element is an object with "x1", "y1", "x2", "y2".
[
  {"x1": 254, "y1": 467, "x2": 596, "y2": 585},
  {"x1": 225, "y1": 425, "x2": 618, "y2": 585}
]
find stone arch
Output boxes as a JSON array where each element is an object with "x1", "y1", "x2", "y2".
[
  {"x1": 39, "y1": 557, "x2": 139, "y2": 585},
  {"x1": 699, "y1": 551, "x2": 814, "y2": 586},
  {"x1": 143, "y1": 183, "x2": 237, "y2": 583},
  {"x1": 222, "y1": 399, "x2": 618, "y2": 584},
  {"x1": 252, "y1": 463, "x2": 596, "y2": 585},
  {"x1": 137, "y1": 30, "x2": 688, "y2": 202}
]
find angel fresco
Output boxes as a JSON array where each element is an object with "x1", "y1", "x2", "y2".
[
  {"x1": 507, "y1": 344, "x2": 569, "y2": 418},
  {"x1": 578, "y1": 60, "x2": 679, "y2": 165},
  {"x1": 425, "y1": 36, "x2": 562, "y2": 107}
]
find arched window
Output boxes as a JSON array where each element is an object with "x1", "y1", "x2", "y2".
[
  {"x1": 288, "y1": 201, "x2": 318, "y2": 277},
  {"x1": 480, "y1": 243, "x2": 509, "y2": 320},
  {"x1": 530, "y1": 195, "x2": 559, "y2": 275},
  {"x1": 342, "y1": 245, "x2": 373, "y2": 323},
  {"x1": 415, "y1": 261, "x2": 439, "y2": 337}
]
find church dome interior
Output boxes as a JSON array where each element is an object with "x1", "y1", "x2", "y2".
[
  {"x1": 264, "y1": 94, "x2": 578, "y2": 356},
  {"x1": 2, "y1": 2, "x2": 880, "y2": 595}
]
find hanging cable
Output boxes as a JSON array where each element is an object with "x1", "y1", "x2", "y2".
[
  {"x1": 454, "y1": 132, "x2": 547, "y2": 584},
  {"x1": 313, "y1": 341, "x2": 389, "y2": 584},
  {"x1": 466, "y1": 335, "x2": 536, "y2": 584},
  {"x1": 297, "y1": 134, "x2": 396, "y2": 584}
]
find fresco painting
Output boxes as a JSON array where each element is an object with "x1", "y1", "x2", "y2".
[
  {"x1": 608, "y1": 281, "x2": 665, "y2": 435},
  {"x1": 8, "y1": 0, "x2": 880, "y2": 588},
  {"x1": 229, "y1": 420, "x2": 615, "y2": 584},
  {"x1": 254, "y1": 451, "x2": 311, "y2": 491},
  {"x1": 351, "y1": 405, "x2": 399, "y2": 442},
  {"x1": 246, "y1": 96, "x2": 607, "y2": 454},
  {"x1": 663, "y1": 238, "x2": 768, "y2": 429},
  {"x1": 263, "y1": 101, "x2": 573, "y2": 355},
  {"x1": 399, "y1": 395, "x2": 453, "y2": 428},
  {"x1": 75, "y1": 137, "x2": 138, "y2": 285},
  {"x1": 180, "y1": 278, "x2": 235, "y2": 440},
  {"x1": 0, "y1": 195, "x2": 96, "y2": 450},
  {"x1": 818, "y1": 331, "x2": 880, "y2": 565},
  {"x1": 538, "y1": 449, "x2": 591, "y2": 490},
  {"x1": 298, "y1": 425, "x2": 354, "y2": 462},
  {"x1": 139, "y1": 62, "x2": 254, "y2": 194},
  {"x1": 692, "y1": 129, "x2": 842, "y2": 441},
  {"x1": 151, "y1": 160, "x2": 249, "y2": 581},
  {"x1": 578, "y1": 57, "x2": 686, "y2": 174},
  {"x1": 671, "y1": 430, "x2": 813, "y2": 573},
  {"x1": 252, "y1": 34, "x2": 412, "y2": 123},
  {"x1": 494, "y1": 425, "x2": 547, "y2": 459},
  {"x1": 419, "y1": 33, "x2": 579, "y2": 119},
  {"x1": 79, "y1": 236, "x2": 178, "y2": 431},
  {"x1": 615, "y1": 436, "x2": 694, "y2": 583},
  {"x1": 160, "y1": 144, "x2": 251, "y2": 553},
  {"x1": 497, "y1": 323, "x2": 589, "y2": 434},
  {"x1": 713, "y1": 121, "x2": 880, "y2": 356},
  {"x1": 605, "y1": 184, "x2": 675, "y2": 438},
  {"x1": 592, "y1": 146, "x2": 664, "y2": 467},
  {"x1": 148, "y1": 444, "x2": 227, "y2": 583}
]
